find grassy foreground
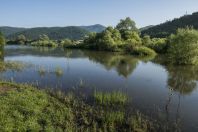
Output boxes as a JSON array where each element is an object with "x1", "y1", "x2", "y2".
[{"x1": 0, "y1": 82, "x2": 176, "y2": 132}]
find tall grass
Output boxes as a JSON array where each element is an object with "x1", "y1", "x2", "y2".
[
  {"x1": 38, "y1": 66, "x2": 46, "y2": 76},
  {"x1": 94, "y1": 91, "x2": 127, "y2": 105},
  {"x1": 54, "y1": 67, "x2": 63, "y2": 77}
]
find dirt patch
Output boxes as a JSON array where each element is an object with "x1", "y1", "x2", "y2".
[{"x1": 0, "y1": 86, "x2": 15, "y2": 94}]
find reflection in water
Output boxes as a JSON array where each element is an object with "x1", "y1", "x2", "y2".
[
  {"x1": 164, "y1": 64, "x2": 198, "y2": 131},
  {"x1": 64, "y1": 49, "x2": 73, "y2": 72},
  {"x1": 82, "y1": 51, "x2": 139, "y2": 78},
  {"x1": 166, "y1": 65, "x2": 198, "y2": 130},
  {"x1": 166, "y1": 65, "x2": 198, "y2": 95},
  {"x1": 153, "y1": 57, "x2": 198, "y2": 131}
]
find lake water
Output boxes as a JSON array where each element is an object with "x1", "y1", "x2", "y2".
[{"x1": 1, "y1": 45, "x2": 198, "y2": 131}]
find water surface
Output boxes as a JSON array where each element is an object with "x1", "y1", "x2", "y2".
[{"x1": 1, "y1": 45, "x2": 198, "y2": 131}]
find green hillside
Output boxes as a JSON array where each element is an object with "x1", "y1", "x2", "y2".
[
  {"x1": 0, "y1": 24, "x2": 106, "y2": 40},
  {"x1": 6, "y1": 27, "x2": 89, "y2": 40},
  {"x1": 142, "y1": 12, "x2": 198, "y2": 38},
  {"x1": 0, "y1": 27, "x2": 27, "y2": 36}
]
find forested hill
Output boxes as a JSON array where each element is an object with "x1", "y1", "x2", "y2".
[
  {"x1": 141, "y1": 12, "x2": 198, "y2": 38},
  {"x1": 0, "y1": 27, "x2": 27, "y2": 36},
  {"x1": 0, "y1": 24, "x2": 106, "y2": 40},
  {"x1": 7, "y1": 27, "x2": 90, "y2": 40}
]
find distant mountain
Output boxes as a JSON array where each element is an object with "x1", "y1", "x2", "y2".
[
  {"x1": 142, "y1": 12, "x2": 198, "y2": 38},
  {"x1": 0, "y1": 26, "x2": 27, "y2": 36},
  {"x1": 7, "y1": 26, "x2": 90, "y2": 40},
  {"x1": 80, "y1": 24, "x2": 106, "y2": 33},
  {"x1": 0, "y1": 24, "x2": 106, "y2": 40}
]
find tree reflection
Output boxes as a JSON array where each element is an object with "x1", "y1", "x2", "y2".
[
  {"x1": 82, "y1": 51, "x2": 140, "y2": 78},
  {"x1": 166, "y1": 65, "x2": 198, "y2": 95}
]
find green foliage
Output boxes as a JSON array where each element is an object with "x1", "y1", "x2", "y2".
[
  {"x1": 82, "y1": 18, "x2": 157, "y2": 57},
  {"x1": 142, "y1": 35, "x2": 152, "y2": 46},
  {"x1": 7, "y1": 26, "x2": 90, "y2": 40},
  {"x1": 123, "y1": 31, "x2": 142, "y2": 46},
  {"x1": 0, "y1": 61, "x2": 29, "y2": 72},
  {"x1": 116, "y1": 17, "x2": 139, "y2": 33},
  {"x1": 146, "y1": 38, "x2": 167, "y2": 53},
  {"x1": 0, "y1": 82, "x2": 73, "y2": 131},
  {"x1": 16, "y1": 34, "x2": 26, "y2": 44},
  {"x1": 31, "y1": 34, "x2": 57, "y2": 47},
  {"x1": 167, "y1": 28, "x2": 198, "y2": 65},
  {"x1": 61, "y1": 39, "x2": 74, "y2": 48},
  {"x1": 116, "y1": 17, "x2": 139, "y2": 42},
  {"x1": 142, "y1": 12, "x2": 198, "y2": 38},
  {"x1": 84, "y1": 27, "x2": 122, "y2": 51},
  {"x1": 0, "y1": 82, "x2": 178, "y2": 131},
  {"x1": 131, "y1": 46, "x2": 156, "y2": 56},
  {"x1": 0, "y1": 33, "x2": 5, "y2": 60},
  {"x1": 31, "y1": 40, "x2": 56, "y2": 47},
  {"x1": 94, "y1": 91, "x2": 127, "y2": 105},
  {"x1": 0, "y1": 32, "x2": 5, "y2": 45}
]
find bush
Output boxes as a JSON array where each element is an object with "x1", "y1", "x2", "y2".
[
  {"x1": 132, "y1": 46, "x2": 156, "y2": 56},
  {"x1": 61, "y1": 39, "x2": 73, "y2": 48},
  {"x1": 31, "y1": 40, "x2": 57, "y2": 47},
  {"x1": 0, "y1": 32, "x2": 5, "y2": 45},
  {"x1": 167, "y1": 28, "x2": 198, "y2": 65},
  {"x1": 148, "y1": 38, "x2": 167, "y2": 53},
  {"x1": 124, "y1": 31, "x2": 142, "y2": 47}
]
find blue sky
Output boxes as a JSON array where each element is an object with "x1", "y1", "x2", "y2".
[{"x1": 0, "y1": 0, "x2": 198, "y2": 28}]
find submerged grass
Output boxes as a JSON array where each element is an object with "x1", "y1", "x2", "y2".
[
  {"x1": 54, "y1": 67, "x2": 63, "y2": 77},
  {"x1": 0, "y1": 61, "x2": 29, "y2": 72},
  {"x1": 37, "y1": 66, "x2": 63, "y2": 77},
  {"x1": 38, "y1": 66, "x2": 47, "y2": 76},
  {"x1": 94, "y1": 91, "x2": 127, "y2": 105}
]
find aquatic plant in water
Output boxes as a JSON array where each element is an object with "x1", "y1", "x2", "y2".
[{"x1": 94, "y1": 91, "x2": 127, "y2": 105}]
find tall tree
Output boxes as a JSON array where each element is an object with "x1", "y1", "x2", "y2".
[
  {"x1": 116, "y1": 17, "x2": 138, "y2": 33},
  {"x1": 17, "y1": 34, "x2": 26, "y2": 44}
]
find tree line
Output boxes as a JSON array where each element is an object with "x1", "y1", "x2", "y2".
[{"x1": 3, "y1": 16, "x2": 198, "y2": 65}]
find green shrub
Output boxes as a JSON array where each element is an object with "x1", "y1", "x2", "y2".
[
  {"x1": 31, "y1": 40, "x2": 56, "y2": 47},
  {"x1": 123, "y1": 31, "x2": 142, "y2": 48},
  {"x1": 148, "y1": 38, "x2": 167, "y2": 53},
  {"x1": 61, "y1": 39, "x2": 74, "y2": 48},
  {"x1": 125, "y1": 43, "x2": 156, "y2": 56},
  {"x1": 0, "y1": 32, "x2": 5, "y2": 45},
  {"x1": 167, "y1": 28, "x2": 198, "y2": 65},
  {"x1": 132, "y1": 46, "x2": 156, "y2": 56},
  {"x1": 142, "y1": 35, "x2": 152, "y2": 46}
]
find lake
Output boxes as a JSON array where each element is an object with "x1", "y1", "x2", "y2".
[{"x1": 1, "y1": 45, "x2": 198, "y2": 131}]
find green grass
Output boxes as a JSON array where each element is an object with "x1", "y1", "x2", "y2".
[
  {"x1": 0, "y1": 82, "x2": 73, "y2": 131},
  {"x1": 0, "y1": 82, "x2": 178, "y2": 131},
  {"x1": 0, "y1": 61, "x2": 29, "y2": 72},
  {"x1": 94, "y1": 91, "x2": 128, "y2": 105}
]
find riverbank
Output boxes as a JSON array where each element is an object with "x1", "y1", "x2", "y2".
[{"x1": 0, "y1": 81, "x2": 177, "y2": 131}]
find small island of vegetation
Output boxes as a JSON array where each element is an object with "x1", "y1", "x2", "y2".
[{"x1": 4, "y1": 15, "x2": 198, "y2": 65}]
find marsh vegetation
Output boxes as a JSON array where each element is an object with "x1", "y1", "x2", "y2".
[{"x1": 0, "y1": 82, "x2": 179, "y2": 131}]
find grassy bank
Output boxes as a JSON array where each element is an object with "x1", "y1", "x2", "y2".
[{"x1": 0, "y1": 82, "x2": 177, "y2": 131}]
